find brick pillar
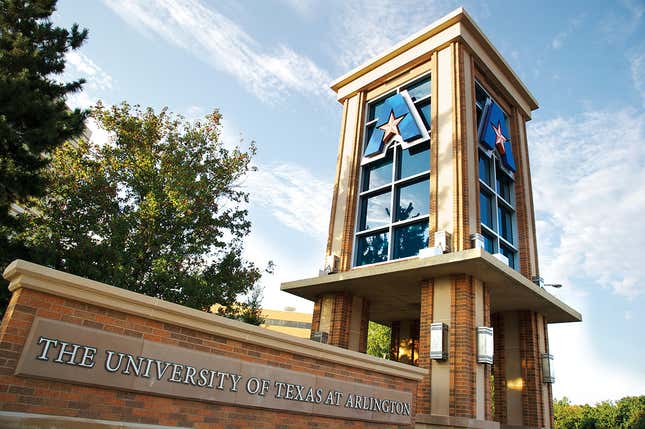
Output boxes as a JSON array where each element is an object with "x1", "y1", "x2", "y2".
[
  {"x1": 311, "y1": 292, "x2": 368, "y2": 350},
  {"x1": 389, "y1": 321, "x2": 400, "y2": 360},
  {"x1": 450, "y1": 275, "x2": 476, "y2": 418},
  {"x1": 358, "y1": 298, "x2": 370, "y2": 353},
  {"x1": 311, "y1": 296, "x2": 322, "y2": 333},
  {"x1": 492, "y1": 312, "x2": 507, "y2": 423},
  {"x1": 416, "y1": 280, "x2": 434, "y2": 415},
  {"x1": 519, "y1": 311, "x2": 543, "y2": 428}
]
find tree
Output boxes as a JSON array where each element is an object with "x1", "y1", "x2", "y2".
[
  {"x1": 554, "y1": 395, "x2": 645, "y2": 429},
  {"x1": 366, "y1": 321, "x2": 391, "y2": 359},
  {"x1": 12, "y1": 102, "x2": 267, "y2": 319},
  {"x1": 0, "y1": 0, "x2": 88, "y2": 224}
]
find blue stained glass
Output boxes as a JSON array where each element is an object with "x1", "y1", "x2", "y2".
[
  {"x1": 364, "y1": 93, "x2": 423, "y2": 157},
  {"x1": 360, "y1": 192, "x2": 391, "y2": 231},
  {"x1": 479, "y1": 155, "x2": 491, "y2": 186},
  {"x1": 396, "y1": 180, "x2": 429, "y2": 221},
  {"x1": 498, "y1": 206, "x2": 513, "y2": 243},
  {"x1": 363, "y1": 153, "x2": 393, "y2": 191},
  {"x1": 394, "y1": 221, "x2": 429, "y2": 259},
  {"x1": 416, "y1": 99, "x2": 431, "y2": 130},
  {"x1": 399, "y1": 143, "x2": 429, "y2": 179},
  {"x1": 480, "y1": 192, "x2": 493, "y2": 229},
  {"x1": 356, "y1": 232, "x2": 389, "y2": 266},
  {"x1": 368, "y1": 94, "x2": 395, "y2": 122},
  {"x1": 404, "y1": 77, "x2": 430, "y2": 101}
]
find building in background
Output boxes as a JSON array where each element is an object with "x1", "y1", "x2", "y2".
[
  {"x1": 260, "y1": 307, "x2": 312, "y2": 339},
  {"x1": 282, "y1": 8, "x2": 581, "y2": 429}
]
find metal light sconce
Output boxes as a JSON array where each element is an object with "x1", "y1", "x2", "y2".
[
  {"x1": 430, "y1": 322, "x2": 448, "y2": 360},
  {"x1": 541, "y1": 353, "x2": 555, "y2": 383},
  {"x1": 476, "y1": 327, "x2": 494, "y2": 364}
]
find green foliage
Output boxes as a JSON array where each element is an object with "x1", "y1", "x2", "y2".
[
  {"x1": 366, "y1": 321, "x2": 391, "y2": 359},
  {"x1": 0, "y1": 0, "x2": 88, "y2": 224},
  {"x1": 7, "y1": 102, "x2": 267, "y2": 319},
  {"x1": 554, "y1": 396, "x2": 645, "y2": 429}
]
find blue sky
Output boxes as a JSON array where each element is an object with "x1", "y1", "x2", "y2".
[{"x1": 52, "y1": 0, "x2": 644, "y2": 405}]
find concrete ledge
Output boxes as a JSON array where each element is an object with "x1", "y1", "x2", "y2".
[
  {"x1": 416, "y1": 414, "x2": 500, "y2": 429},
  {"x1": 3, "y1": 259, "x2": 426, "y2": 382},
  {"x1": 0, "y1": 411, "x2": 188, "y2": 429}
]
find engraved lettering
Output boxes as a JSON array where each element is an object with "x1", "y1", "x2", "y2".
[
  {"x1": 197, "y1": 368, "x2": 210, "y2": 387},
  {"x1": 275, "y1": 381, "x2": 286, "y2": 398},
  {"x1": 229, "y1": 373, "x2": 241, "y2": 392},
  {"x1": 215, "y1": 371, "x2": 229, "y2": 390},
  {"x1": 246, "y1": 377, "x2": 260, "y2": 394},
  {"x1": 183, "y1": 366, "x2": 197, "y2": 385},
  {"x1": 78, "y1": 346, "x2": 96, "y2": 368},
  {"x1": 155, "y1": 360, "x2": 172, "y2": 380},
  {"x1": 53, "y1": 341, "x2": 80, "y2": 365},
  {"x1": 122, "y1": 355, "x2": 145, "y2": 376},
  {"x1": 36, "y1": 337, "x2": 58, "y2": 361},
  {"x1": 169, "y1": 364, "x2": 184, "y2": 383},
  {"x1": 260, "y1": 379, "x2": 271, "y2": 396},
  {"x1": 104, "y1": 350, "x2": 125, "y2": 372},
  {"x1": 315, "y1": 388, "x2": 323, "y2": 404}
]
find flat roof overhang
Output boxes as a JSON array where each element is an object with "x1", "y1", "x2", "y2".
[{"x1": 281, "y1": 248, "x2": 581, "y2": 324}]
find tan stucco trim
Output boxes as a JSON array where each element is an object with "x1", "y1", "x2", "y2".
[
  {"x1": 462, "y1": 49, "x2": 478, "y2": 241},
  {"x1": 330, "y1": 8, "x2": 537, "y2": 117},
  {"x1": 326, "y1": 99, "x2": 349, "y2": 256},
  {"x1": 365, "y1": 61, "x2": 432, "y2": 102},
  {"x1": 3, "y1": 260, "x2": 426, "y2": 381},
  {"x1": 431, "y1": 277, "x2": 451, "y2": 416},
  {"x1": 430, "y1": 51, "x2": 440, "y2": 245},
  {"x1": 436, "y1": 46, "x2": 454, "y2": 235}
]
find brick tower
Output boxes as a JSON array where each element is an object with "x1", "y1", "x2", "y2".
[{"x1": 281, "y1": 8, "x2": 581, "y2": 429}]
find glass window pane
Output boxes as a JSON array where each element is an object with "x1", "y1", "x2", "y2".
[
  {"x1": 362, "y1": 152, "x2": 393, "y2": 191},
  {"x1": 394, "y1": 221, "x2": 429, "y2": 259},
  {"x1": 396, "y1": 180, "x2": 429, "y2": 221},
  {"x1": 404, "y1": 77, "x2": 430, "y2": 101},
  {"x1": 479, "y1": 154, "x2": 491, "y2": 186},
  {"x1": 368, "y1": 93, "x2": 395, "y2": 122},
  {"x1": 360, "y1": 191, "x2": 391, "y2": 231},
  {"x1": 482, "y1": 233, "x2": 495, "y2": 253},
  {"x1": 416, "y1": 99, "x2": 431, "y2": 130},
  {"x1": 399, "y1": 143, "x2": 430, "y2": 179},
  {"x1": 496, "y1": 167, "x2": 512, "y2": 202},
  {"x1": 498, "y1": 205, "x2": 513, "y2": 243},
  {"x1": 356, "y1": 232, "x2": 389, "y2": 266},
  {"x1": 480, "y1": 191, "x2": 493, "y2": 229},
  {"x1": 500, "y1": 244, "x2": 516, "y2": 269}
]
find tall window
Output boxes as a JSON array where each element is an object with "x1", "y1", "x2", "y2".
[
  {"x1": 475, "y1": 82, "x2": 518, "y2": 269},
  {"x1": 354, "y1": 75, "x2": 431, "y2": 267}
]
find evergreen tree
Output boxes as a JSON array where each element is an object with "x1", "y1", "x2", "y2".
[{"x1": 0, "y1": 0, "x2": 88, "y2": 224}]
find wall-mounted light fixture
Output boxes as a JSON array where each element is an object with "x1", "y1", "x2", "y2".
[
  {"x1": 541, "y1": 353, "x2": 555, "y2": 383},
  {"x1": 476, "y1": 327, "x2": 494, "y2": 364},
  {"x1": 430, "y1": 322, "x2": 448, "y2": 360},
  {"x1": 470, "y1": 233, "x2": 485, "y2": 250}
]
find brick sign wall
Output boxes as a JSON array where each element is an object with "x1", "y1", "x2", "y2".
[{"x1": 0, "y1": 261, "x2": 423, "y2": 429}]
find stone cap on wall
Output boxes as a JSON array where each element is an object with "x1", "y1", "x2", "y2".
[
  {"x1": 281, "y1": 248, "x2": 582, "y2": 324},
  {"x1": 3, "y1": 259, "x2": 426, "y2": 382}
]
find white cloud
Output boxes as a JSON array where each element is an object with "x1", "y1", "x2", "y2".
[
  {"x1": 103, "y1": 0, "x2": 332, "y2": 102},
  {"x1": 278, "y1": 0, "x2": 317, "y2": 17},
  {"x1": 529, "y1": 108, "x2": 645, "y2": 300},
  {"x1": 550, "y1": 16, "x2": 583, "y2": 50},
  {"x1": 550, "y1": 322, "x2": 645, "y2": 403},
  {"x1": 332, "y1": 0, "x2": 454, "y2": 70},
  {"x1": 63, "y1": 51, "x2": 114, "y2": 109},
  {"x1": 244, "y1": 163, "x2": 332, "y2": 238},
  {"x1": 630, "y1": 50, "x2": 645, "y2": 107}
]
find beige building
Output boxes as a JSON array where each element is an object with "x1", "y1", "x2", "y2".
[
  {"x1": 260, "y1": 307, "x2": 312, "y2": 339},
  {"x1": 282, "y1": 8, "x2": 581, "y2": 429}
]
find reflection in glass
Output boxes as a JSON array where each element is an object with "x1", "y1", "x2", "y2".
[
  {"x1": 362, "y1": 153, "x2": 393, "y2": 191},
  {"x1": 480, "y1": 192, "x2": 493, "y2": 229},
  {"x1": 496, "y1": 168, "x2": 512, "y2": 202},
  {"x1": 498, "y1": 206, "x2": 513, "y2": 243},
  {"x1": 479, "y1": 155, "x2": 491, "y2": 186},
  {"x1": 404, "y1": 77, "x2": 430, "y2": 101},
  {"x1": 399, "y1": 143, "x2": 429, "y2": 179},
  {"x1": 500, "y1": 244, "x2": 515, "y2": 269},
  {"x1": 483, "y1": 233, "x2": 495, "y2": 253},
  {"x1": 396, "y1": 180, "x2": 429, "y2": 221},
  {"x1": 394, "y1": 221, "x2": 429, "y2": 259},
  {"x1": 356, "y1": 232, "x2": 389, "y2": 266},
  {"x1": 359, "y1": 192, "x2": 391, "y2": 231}
]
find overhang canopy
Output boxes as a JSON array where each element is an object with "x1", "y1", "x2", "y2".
[{"x1": 281, "y1": 248, "x2": 581, "y2": 324}]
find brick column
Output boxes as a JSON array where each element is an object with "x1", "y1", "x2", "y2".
[
  {"x1": 492, "y1": 312, "x2": 507, "y2": 423},
  {"x1": 310, "y1": 292, "x2": 368, "y2": 351},
  {"x1": 416, "y1": 280, "x2": 434, "y2": 415},
  {"x1": 450, "y1": 275, "x2": 476, "y2": 418}
]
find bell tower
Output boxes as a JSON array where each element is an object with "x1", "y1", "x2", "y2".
[{"x1": 282, "y1": 8, "x2": 581, "y2": 428}]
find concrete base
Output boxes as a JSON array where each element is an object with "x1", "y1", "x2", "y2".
[
  {"x1": 415, "y1": 414, "x2": 541, "y2": 429},
  {"x1": 0, "y1": 411, "x2": 189, "y2": 429}
]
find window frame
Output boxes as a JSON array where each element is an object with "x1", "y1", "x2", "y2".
[
  {"x1": 475, "y1": 81, "x2": 519, "y2": 269},
  {"x1": 353, "y1": 73, "x2": 432, "y2": 268}
]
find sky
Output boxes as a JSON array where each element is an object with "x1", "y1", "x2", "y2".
[{"x1": 51, "y1": 0, "x2": 644, "y2": 406}]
